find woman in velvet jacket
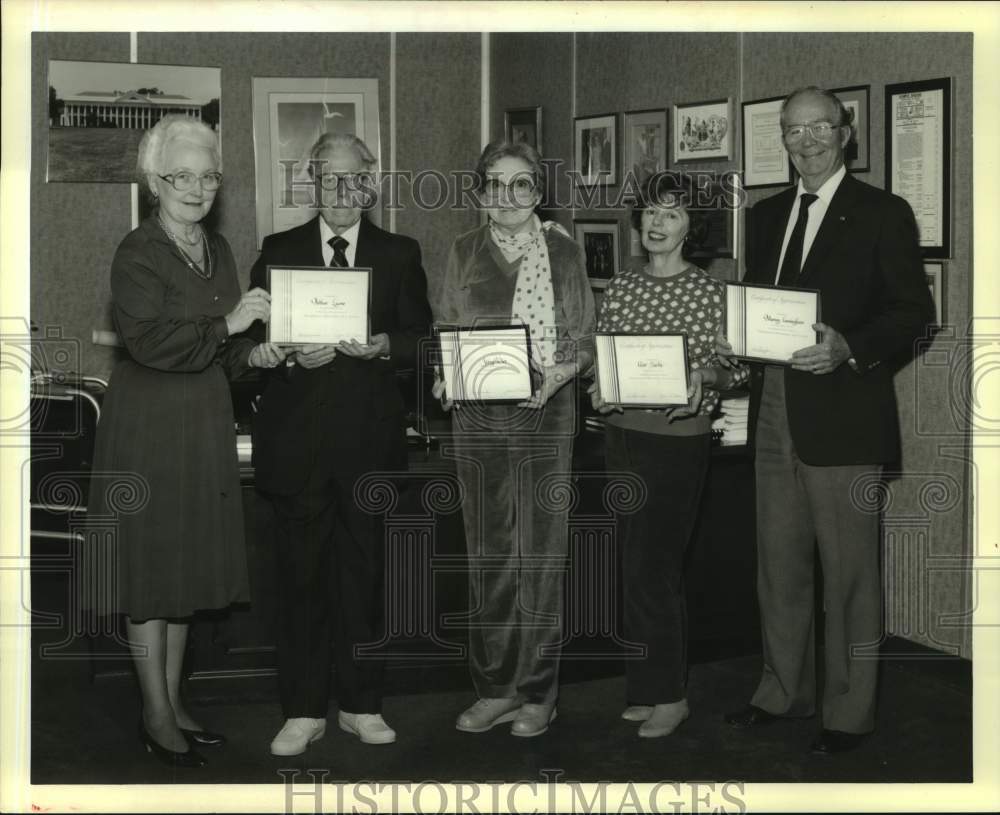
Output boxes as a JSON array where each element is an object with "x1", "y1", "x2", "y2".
[{"x1": 432, "y1": 141, "x2": 596, "y2": 738}]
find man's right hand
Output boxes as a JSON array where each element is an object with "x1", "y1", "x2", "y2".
[
  {"x1": 587, "y1": 380, "x2": 621, "y2": 415},
  {"x1": 294, "y1": 344, "x2": 338, "y2": 369}
]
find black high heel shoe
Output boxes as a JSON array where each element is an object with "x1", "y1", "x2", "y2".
[
  {"x1": 138, "y1": 721, "x2": 206, "y2": 768},
  {"x1": 180, "y1": 727, "x2": 226, "y2": 747}
]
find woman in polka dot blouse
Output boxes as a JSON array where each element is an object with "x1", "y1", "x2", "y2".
[
  {"x1": 433, "y1": 141, "x2": 596, "y2": 738},
  {"x1": 590, "y1": 171, "x2": 748, "y2": 738}
]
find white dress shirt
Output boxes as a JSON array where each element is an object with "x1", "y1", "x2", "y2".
[
  {"x1": 774, "y1": 164, "x2": 847, "y2": 284},
  {"x1": 319, "y1": 216, "x2": 361, "y2": 266}
]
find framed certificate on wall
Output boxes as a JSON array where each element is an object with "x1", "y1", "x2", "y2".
[{"x1": 885, "y1": 77, "x2": 952, "y2": 258}]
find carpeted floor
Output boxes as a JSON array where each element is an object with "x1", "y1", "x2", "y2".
[{"x1": 30, "y1": 643, "x2": 970, "y2": 786}]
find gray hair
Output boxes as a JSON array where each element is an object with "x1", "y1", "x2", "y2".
[
  {"x1": 136, "y1": 114, "x2": 220, "y2": 194},
  {"x1": 474, "y1": 140, "x2": 545, "y2": 192},
  {"x1": 308, "y1": 133, "x2": 377, "y2": 170}
]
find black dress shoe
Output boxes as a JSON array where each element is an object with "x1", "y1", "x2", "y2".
[
  {"x1": 181, "y1": 727, "x2": 226, "y2": 747},
  {"x1": 809, "y1": 728, "x2": 868, "y2": 755},
  {"x1": 139, "y1": 721, "x2": 207, "y2": 768},
  {"x1": 724, "y1": 704, "x2": 780, "y2": 729}
]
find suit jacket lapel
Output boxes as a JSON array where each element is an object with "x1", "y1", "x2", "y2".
[
  {"x1": 798, "y1": 175, "x2": 859, "y2": 283},
  {"x1": 752, "y1": 188, "x2": 795, "y2": 284},
  {"x1": 304, "y1": 216, "x2": 326, "y2": 266}
]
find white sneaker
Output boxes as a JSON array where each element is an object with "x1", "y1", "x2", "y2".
[
  {"x1": 269, "y1": 717, "x2": 326, "y2": 756},
  {"x1": 337, "y1": 711, "x2": 397, "y2": 745},
  {"x1": 455, "y1": 697, "x2": 523, "y2": 733},
  {"x1": 621, "y1": 705, "x2": 654, "y2": 722}
]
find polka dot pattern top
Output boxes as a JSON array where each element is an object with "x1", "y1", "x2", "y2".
[{"x1": 598, "y1": 265, "x2": 741, "y2": 419}]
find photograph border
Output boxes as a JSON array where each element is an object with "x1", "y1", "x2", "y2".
[
  {"x1": 672, "y1": 97, "x2": 732, "y2": 164},
  {"x1": 573, "y1": 112, "x2": 618, "y2": 186},
  {"x1": 831, "y1": 83, "x2": 871, "y2": 172},
  {"x1": 573, "y1": 217, "x2": 621, "y2": 288},
  {"x1": 622, "y1": 107, "x2": 668, "y2": 191},
  {"x1": 504, "y1": 105, "x2": 543, "y2": 154}
]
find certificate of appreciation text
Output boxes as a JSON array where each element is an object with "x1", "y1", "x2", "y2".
[
  {"x1": 726, "y1": 283, "x2": 820, "y2": 364},
  {"x1": 595, "y1": 333, "x2": 690, "y2": 407},
  {"x1": 438, "y1": 326, "x2": 533, "y2": 402},
  {"x1": 267, "y1": 266, "x2": 371, "y2": 345}
]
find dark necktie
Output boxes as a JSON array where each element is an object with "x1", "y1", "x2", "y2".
[
  {"x1": 777, "y1": 193, "x2": 819, "y2": 287},
  {"x1": 328, "y1": 235, "x2": 349, "y2": 267}
]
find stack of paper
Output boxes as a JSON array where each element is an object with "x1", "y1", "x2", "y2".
[{"x1": 712, "y1": 395, "x2": 750, "y2": 446}]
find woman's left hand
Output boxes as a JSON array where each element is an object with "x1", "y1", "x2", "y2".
[
  {"x1": 664, "y1": 369, "x2": 706, "y2": 422},
  {"x1": 519, "y1": 361, "x2": 575, "y2": 409}
]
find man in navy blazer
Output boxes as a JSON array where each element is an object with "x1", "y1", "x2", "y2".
[
  {"x1": 721, "y1": 87, "x2": 934, "y2": 754},
  {"x1": 249, "y1": 133, "x2": 431, "y2": 755}
]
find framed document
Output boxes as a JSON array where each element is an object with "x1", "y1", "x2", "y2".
[
  {"x1": 725, "y1": 282, "x2": 821, "y2": 364},
  {"x1": 740, "y1": 96, "x2": 792, "y2": 188},
  {"x1": 885, "y1": 77, "x2": 951, "y2": 258},
  {"x1": 267, "y1": 266, "x2": 371, "y2": 345},
  {"x1": 437, "y1": 325, "x2": 533, "y2": 403},
  {"x1": 595, "y1": 333, "x2": 690, "y2": 408}
]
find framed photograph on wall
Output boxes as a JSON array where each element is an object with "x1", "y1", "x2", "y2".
[
  {"x1": 740, "y1": 96, "x2": 791, "y2": 188},
  {"x1": 830, "y1": 84, "x2": 871, "y2": 172},
  {"x1": 574, "y1": 113, "x2": 617, "y2": 186},
  {"x1": 924, "y1": 261, "x2": 946, "y2": 326},
  {"x1": 252, "y1": 77, "x2": 381, "y2": 248},
  {"x1": 574, "y1": 219, "x2": 620, "y2": 288},
  {"x1": 885, "y1": 77, "x2": 951, "y2": 257},
  {"x1": 673, "y1": 98, "x2": 732, "y2": 163},
  {"x1": 688, "y1": 171, "x2": 740, "y2": 260},
  {"x1": 46, "y1": 59, "x2": 221, "y2": 183},
  {"x1": 623, "y1": 108, "x2": 667, "y2": 189},
  {"x1": 504, "y1": 106, "x2": 543, "y2": 154}
]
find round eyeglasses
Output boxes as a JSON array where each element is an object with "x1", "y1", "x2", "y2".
[
  {"x1": 317, "y1": 172, "x2": 374, "y2": 191},
  {"x1": 481, "y1": 177, "x2": 537, "y2": 203},
  {"x1": 158, "y1": 171, "x2": 223, "y2": 191},
  {"x1": 782, "y1": 122, "x2": 841, "y2": 143}
]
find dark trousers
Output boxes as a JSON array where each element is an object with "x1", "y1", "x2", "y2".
[
  {"x1": 447, "y1": 386, "x2": 575, "y2": 705},
  {"x1": 751, "y1": 367, "x2": 882, "y2": 733},
  {"x1": 604, "y1": 423, "x2": 711, "y2": 704},
  {"x1": 268, "y1": 459, "x2": 386, "y2": 718}
]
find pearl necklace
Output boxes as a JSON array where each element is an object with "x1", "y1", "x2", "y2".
[{"x1": 158, "y1": 216, "x2": 213, "y2": 280}]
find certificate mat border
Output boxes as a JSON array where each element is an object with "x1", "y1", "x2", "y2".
[
  {"x1": 595, "y1": 332, "x2": 691, "y2": 408},
  {"x1": 723, "y1": 281, "x2": 822, "y2": 365},
  {"x1": 740, "y1": 95, "x2": 792, "y2": 189},
  {"x1": 265, "y1": 264, "x2": 372, "y2": 345},
  {"x1": 433, "y1": 323, "x2": 534, "y2": 404},
  {"x1": 884, "y1": 76, "x2": 952, "y2": 258}
]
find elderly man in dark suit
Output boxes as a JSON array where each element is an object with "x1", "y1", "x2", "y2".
[
  {"x1": 720, "y1": 86, "x2": 934, "y2": 754},
  {"x1": 249, "y1": 133, "x2": 431, "y2": 755}
]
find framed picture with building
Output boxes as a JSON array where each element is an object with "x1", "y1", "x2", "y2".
[
  {"x1": 251, "y1": 76, "x2": 382, "y2": 248},
  {"x1": 45, "y1": 59, "x2": 221, "y2": 184}
]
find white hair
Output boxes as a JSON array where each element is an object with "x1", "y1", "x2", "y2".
[{"x1": 136, "y1": 115, "x2": 220, "y2": 194}]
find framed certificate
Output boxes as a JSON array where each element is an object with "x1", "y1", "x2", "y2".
[
  {"x1": 725, "y1": 282, "x2": 821, "y2": 364},
  {"x1": 595, "y1": 333, "x2": 690, "y2": 408},
  {"x1": 267, "y1": 266, "x2": 371, "y2": 345},
  {"x1": 436, "y1": 325, "x2": 533, "y2": 403},
  {"x1": 740, "y1": 96, "x2": 792, "y2": 189},
  {"x1": 885, "y1": 77, "x2": 951, "y2": 258}
]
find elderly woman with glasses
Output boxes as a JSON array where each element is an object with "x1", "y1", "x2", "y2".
[
  {"x1": 432, "y1": 140, "x2": 596, "y2": 738},
  {"x1": 87, "y1": 114, "x2": 285, "y2": 768}
]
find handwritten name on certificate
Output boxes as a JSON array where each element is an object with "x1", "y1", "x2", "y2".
[
  {"x1": 438, "y1": 327, "x2": 532, "y2": 402},
  {"x1": 726, "y1": 283, "x2": 819, "y2": 363},
  {"x1": 268, "y1": 266, "x2": 370, "y2": 345},
  {"x1": 596, "y1": 334, "x2": 689, "y2": 407}
]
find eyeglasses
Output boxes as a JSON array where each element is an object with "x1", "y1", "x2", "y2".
[
  {"x1": 317, "y1": 172, "x2": 374, "y2": 191},
  {"x1": 158, "y1": 171, "x2": 223, "y2": 191},
  {"x1": 482, "y1": 177, "x2": 537, "y2": 203},
  {"x1": 782, "y1": 122, "x2": 842, "y2": 143}
]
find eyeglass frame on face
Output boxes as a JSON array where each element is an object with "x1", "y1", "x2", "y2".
[
  {"x1": 314, "y1": 171, "x2": 376, "y2": 192},
  {"x1": 157, "y1": 171, "x2": 223, "y2": 192},
  {"x1": 480, "y1": 172, "x2": 538, "y2": 203},
  {"x1": 781, "y1": 120, "x2": 846, "y2": 144}
]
